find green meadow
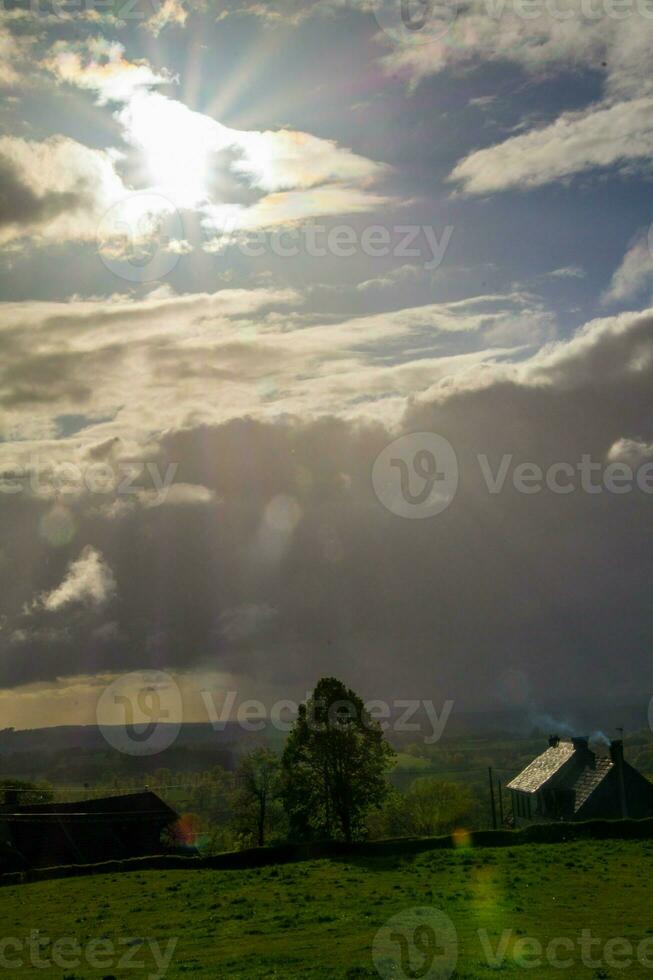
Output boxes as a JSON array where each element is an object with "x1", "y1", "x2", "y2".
[{"x1": 1, "y1": 838, "x2": 652, "y2": 978}]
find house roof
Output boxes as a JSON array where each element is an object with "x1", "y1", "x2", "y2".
[
  {"x1": 2, "y1": 791, "x2": 177, "y2": 819},
  {"x1": 569, "y1": 757, "x2": 613, "y2": 812},
  {"x1": 507, "y1": 742, "x2": 575, "y2": 793},
  {"x1": 507, "y1": 741, "x2": 617, "y2": 814},
  {"x1": 0, "y1": 792, "x2": 179, "y2": 872}
]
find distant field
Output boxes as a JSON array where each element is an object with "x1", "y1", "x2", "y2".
[{"x1": 2, "y1": 839, "x2": 653, "y2": 978}]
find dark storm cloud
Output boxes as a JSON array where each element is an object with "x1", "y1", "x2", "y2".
[{"x1": 1, "y1": 310, "x2": 652, "y2": 709}]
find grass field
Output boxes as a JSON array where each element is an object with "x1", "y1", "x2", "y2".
[{"x1": 1, "y1": 838, "x2": 653, "y2": 978}]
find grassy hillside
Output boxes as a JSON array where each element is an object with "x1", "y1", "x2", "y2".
[{"x1": 2, "y1": 838, "x2": 652, "y2": 978}]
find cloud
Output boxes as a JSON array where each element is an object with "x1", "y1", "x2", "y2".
[
  {"x1": 0, "y1": 156, "x2": 83, "y2": 232},
  {"x1": 231, "y1": 128, "x2": 386, "y2": 193},
  {"x1": 373, "y1": 7, "x2": 653, "y2": 196},
  {"x1": 449, "y1": 97, "x2": 653, "y2": 195},
  {"x1": 36, "y1": 546, "x2": 116, "y2": 612},
  {"x1": 165, "y1": 239, "x2": 194, "y2": 255},
  {"x1": 0, "y1": 23, "x2": 30, "y2": 87},
  {"x1": 602, "y1": 235, "x2": 653, "y2": 305},
  {"x1": 139, "y1": 482, "x2": 216, "y2": 507},
  {"x1": 47, "y1": 46, "x2": 391, "y2": 223},
  {"x1": 377, "y1": 4, "x2": 653, "y2": 96},
  {"x1": 203, "y1": 184, "x2": 394, "y2": 236},
  {"x1": 0, "y1": 289, "x2": 550, "y2": 446},
  {"x1": 546, "y1": 266, "x2": 586, "y2": 280},
  {"x1": 607, "y1": 437, "x2": 653, "y2": 465},
  {"x1": 1, "y1": 304, "x2": 653, "y2": 708},
  {"x1": 145, "y1": 0, "x2": 188, "y2": 35},
  {"x1": 356, "y1": 264, "x2": 424, "y2": 291},
  {"x1": 0, "y1": 135, "x2": 127, "y2": 248},
  {"x1": 45, "y1": 38, "x2": 174, "y2": 104}
]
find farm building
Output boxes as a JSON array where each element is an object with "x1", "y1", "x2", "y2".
[
  {"x1": 507, "y1": 736, "x2": 653, "y2": 825},
  {"x1": 0, "y1": 790, "x2": 179, "y2": 873}
]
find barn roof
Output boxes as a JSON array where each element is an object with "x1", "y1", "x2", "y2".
[
  {"x1": 507, "y1": 742, "x2": 575, "y2": 793},
  {"x1": 4, "y1": 791, "x2": 177, "y2": 819},
  {"x1": 0, "y1": 791, "x2": 180, "y2": 872}
]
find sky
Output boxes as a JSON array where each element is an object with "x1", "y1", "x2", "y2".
[{"x1": 1, "y1": 0, "x2": 653, "y2": 729}]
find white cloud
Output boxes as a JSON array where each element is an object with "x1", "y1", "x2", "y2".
[
  {"x1": 546, "y1": 266, "x2": 586, "y2": 280},
  {"x1": 140, "y1": 482, "x2": 216, "y2": 507},
  {"x1": 377, "y1": 5, "x2": 653, "y2": 96},
  {"x1": 45, "y1": 38, "x2": 174, "y2": 104},
  {"x1": 449, "y1": 97, "x2": 653, "y2": 195},
  {"x1": 145, "y1": 0, "x2": 188, "y2": 35},
  {"x1": 602, "y1": 235, "x2": 653, "y2": 305},
  {"x1": 202, "y1": 184, "x2": 394, "y2": 237},
  {"x1": 371, "y1": 6, "x2": 653, "y2": 195},
  {"x1": 232, "y1": 128, "x2": 386, "y2": 192},
  {"x1": 0, "y1": 24, "x2": 30, "y2": 87},
  {"x1": 607, "y1": 436, "x2": 653, "y2": 464},
  {"x1": 37, "y1": 546, "x2": 116, "y2": 612},
  {"x1": 165, "y1": 239, "x2": 194, "y2": 255}
]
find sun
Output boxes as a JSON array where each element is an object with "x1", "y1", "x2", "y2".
[{"x1": 120, "y1": 92, "x2": 228, "y2": 209}]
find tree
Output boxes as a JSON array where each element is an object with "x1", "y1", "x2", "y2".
[
  {"x1": 404, "y1": 778, "x2": 479, "y2": 837},
  {"x1": 232, "y1": 748, "x2": 283, "y2": 847},
  {"x1": 282, "y1": 677, "x2": 395, "y2": 843}
]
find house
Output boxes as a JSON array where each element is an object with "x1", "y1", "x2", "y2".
[
  {"x1": 507, "y1": 736, "x2": 653, "y2": 825},
  {"x1": 0, "y1": 790, "x2": 179, "y2": 873}
]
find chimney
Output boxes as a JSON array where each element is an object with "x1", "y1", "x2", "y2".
[
  {"x1": 572, "y1": 736, "x2": 596, "y2": 768},
  {"x1": 610, "y1": 739, "x2": 628, "y2": 819},
  {"x1": 548, "y1": 734, "x2": 560, "y2": 748}
]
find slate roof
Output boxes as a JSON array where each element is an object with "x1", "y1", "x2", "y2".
[
  {"x1": 507, "y1": 742, "x2": 575, "y2": 793},
  {"x1": 569, "y1": 757, "x2": 613, "y2": 813},
  {"x1": 507, "y1": 741, "x2": 616, "y2": 814}
]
